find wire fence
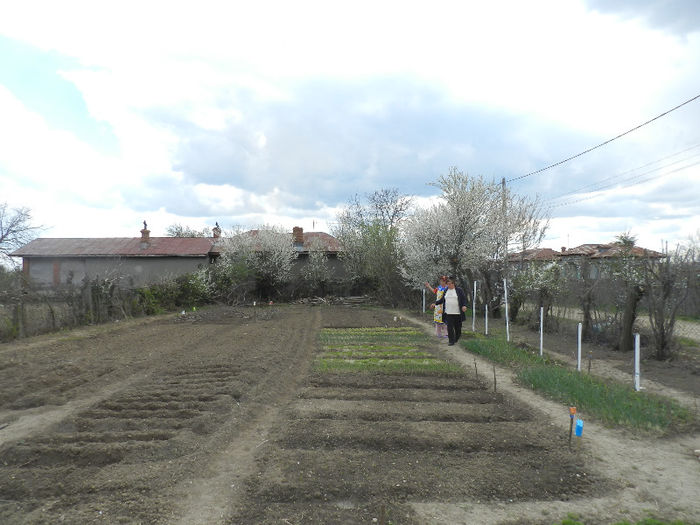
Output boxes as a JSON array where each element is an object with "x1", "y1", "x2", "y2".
[{"x1": 422, "y1": 271, "x2": 700, "y2": 349}]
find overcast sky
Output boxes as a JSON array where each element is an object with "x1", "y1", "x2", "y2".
[{"x1": 1, "y1": 0, "x2": 699, "y2": 251}]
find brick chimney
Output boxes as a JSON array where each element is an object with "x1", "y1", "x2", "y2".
[
  {"x1": 212, "y1": 222, "x2": 221, "y2": 239},
  {"x1": 292, "y1": 226, "x2": 303, "y2": 245},
  {"x1": 140, "y1": 221, "x2": 150, "y2": 248}
]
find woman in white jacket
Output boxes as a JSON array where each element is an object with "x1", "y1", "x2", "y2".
[{"x1": 433, "y1": 276, "x2": 467, "y2": 346}]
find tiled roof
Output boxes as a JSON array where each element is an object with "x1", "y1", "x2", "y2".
[
  {"x1": 508, "y1": 248, "x2": 559, "y2": 261},
  {"x1": 509, "y1": 243, "x2": 664, "y2": 261},
  {"x1": 302, "y1": 232, "x2": 341, "y2": 252},
  {"x1": 560, "y1": 243, "x2": 664, "y2": 259},
  {"x1": 11, "y1": 237, "x2": 218, "y2": 257}
]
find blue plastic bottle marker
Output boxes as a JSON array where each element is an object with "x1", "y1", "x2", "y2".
[{"x1": 575, "y1": 419, "x2": 584, "y2": 436}]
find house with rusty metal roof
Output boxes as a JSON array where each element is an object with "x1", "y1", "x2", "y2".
[
  {"x1": 10, "y1": 225, "x2": 222, "y2": 289},
  {"x1": 11, "y1": 224, "x2": 341, "y2": 289}
]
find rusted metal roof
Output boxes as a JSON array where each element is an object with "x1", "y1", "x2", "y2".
[
  {"x1": 11, "y1": 230, "x2": 341, "y2": 258},
  {"x1": 11, "y1": 237, "x2": 218, "y2": 258}
]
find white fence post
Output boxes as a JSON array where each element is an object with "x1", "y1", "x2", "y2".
[
  {"x1": 485, "y1": 304, "x2": 489, "y2": 336},
  {"x1": 634, "y1": 333, "x2": 641, "y2": 391},
  {"x1": 503, "y1": 278, "x2": 510, "y2": 342},
  {"x1": 539, "y1": 306, "x2": 544, "y2": 357},
  {"x1": 472, "y1": 281, "x2": 477, "y2": 332},
  {"x1": 577, "y1": 322, "x2": 582, "y2": 372},
  {"x1": 422, "y1": 288, "x2": 425, "y2": 314}
]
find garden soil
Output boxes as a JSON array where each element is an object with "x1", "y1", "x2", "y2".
[{"x1": 0, "y1": 304, "x2": 697, "y2": 524}]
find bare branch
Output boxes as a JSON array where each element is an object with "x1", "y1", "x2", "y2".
[{"x1": 0, "y1": 203, "x2": 42, "y2": 262}]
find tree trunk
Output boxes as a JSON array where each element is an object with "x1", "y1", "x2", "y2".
[
  {"x1": 580, "y1": 286, "x2": 594, "y2": 341},
  {"x1": 509, "y1": 297, "x2": 522, "y2": 322},
  {"x1": 481, "y1": 271, "x2": 502, "y2": 318},
  {"x1": 618, "y1": 284, "x2": 643, "y2": 352}
]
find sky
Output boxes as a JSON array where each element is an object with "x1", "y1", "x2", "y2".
[{"x1": 1, "y1": 0, "x2": 699, "y2": 253}]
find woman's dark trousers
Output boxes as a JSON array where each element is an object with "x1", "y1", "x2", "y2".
[{"x1": 444, "y1": 314, "x2": 462, "y2": 344}]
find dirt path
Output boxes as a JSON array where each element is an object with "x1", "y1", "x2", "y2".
[{"x1": 405, "y1": 313, "x2": 700, "y2": 524}]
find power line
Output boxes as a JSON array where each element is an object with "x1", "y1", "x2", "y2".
[
  {"x1": 545, "y1": 144, "x2": 700, "y2": 202},
  {"x1": 545, "y1": 159, "x2": 700, "y2": 210},
  {"x1": 507, "y1": 93, "x2": 700, "y2": 183}
]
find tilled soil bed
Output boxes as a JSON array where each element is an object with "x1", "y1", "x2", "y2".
[{"x1": 0, "y1": 304, "x2": 671, "y2": 524}]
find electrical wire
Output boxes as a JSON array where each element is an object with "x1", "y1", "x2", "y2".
[
  {"x1": 545, "y1": 142, "x2": 700, "y2": 201},
  {"x1": 545, "y1": 159, "x2": 700, "y2": 210},
  {"x1": 546, "y1": 143, "x2": 700, "y2": 200},
  {"x1": 507, "y1": 93, "x2": 700, "y2": 183}
]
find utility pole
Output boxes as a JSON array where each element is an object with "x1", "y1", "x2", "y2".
[{"x1": 501, "y1": 177, "x2": 508, "y2": 278}]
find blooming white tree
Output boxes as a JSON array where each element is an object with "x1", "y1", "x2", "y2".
[
  {"x1": 216, "y1": 225, "x2": 297, "y2": 299},
  {"x1": 401, "y1": 167, "x2": 548, "y2": 314},
  {"x1": 165, "y1": 223, "x2": 212, "y2": 237},
  {"x1": 302, "y1": 236, "x2": 331, "y2": 295}
]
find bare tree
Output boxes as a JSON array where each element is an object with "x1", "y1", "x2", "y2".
[
  {"x1": 333, "y1": 188, "x2": 412, "y2": 302},
  {"x1": 643, "y1": 238, "x2": 696, "y2": 360},
  {"x1": 0, "y1": 203, "x2": 42, "y2": 264}
]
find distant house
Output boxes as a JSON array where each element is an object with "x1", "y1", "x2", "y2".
[
  {"x1": 11, "y1": 224, "x2": 342, "y2": 289},
  {"x1": 507, "y1": 247, "x2": 561, "y2": 267},
  {"x1": 558, "y1": 243, "x2": 665, "y2": 279},
  {"x1": 509, "y1": 243, "x2": 665, "y2": 279},
  {"x1": 11, "y1": 225, "x2": 222, "y2": 289},
  {"x1": 290, "y1": 226, "x2": 344, "y2": 278}
]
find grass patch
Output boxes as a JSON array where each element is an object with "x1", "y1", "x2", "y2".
[
  {"x1": 317, "y1": 357, "x2": 464, "y2": 375},
  {"x1": 676, "y1": 336, "x2": 699, "y2": 348},
  {"x1": 323, "y1": 344, "x2": 417, "y2": 351},
  {"x1": 317, "y1": 326, "x2": 465, "y2": 376},
  {"x1": 518, "y1": 364, "x2": 692, "y2": 431},
  {"x1": 466, "y1": 335, "x2": 551, "y2": 367},
  {"x1": 319, "y1": 327, "x2": 430, "y2": 346},
  {"x1": 463, "y1": 337, "x2": 693, "y2": 433},
  {"x1": 321, "y1": 350, "x2": 433, "y2": 358}
]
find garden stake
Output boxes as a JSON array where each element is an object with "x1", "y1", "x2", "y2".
[
  {"x1": 568, "y1": 407, "x2": 576, "y2": 447},
  {"x1": 474, "y1": 358, "x2": 478, "y2": 379},
  {"x1": 588, "y1": 350, "x2": 592, "y2": 374},
  {"x1": 577, "y1": 323, "x2": 582, "y2": 372},
  {"x1": 634, "y1": 332, "x2": 641, "y2": 391},
  {"x1": 493, "y1": 365, "x2": 497, "y2": 392}
]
